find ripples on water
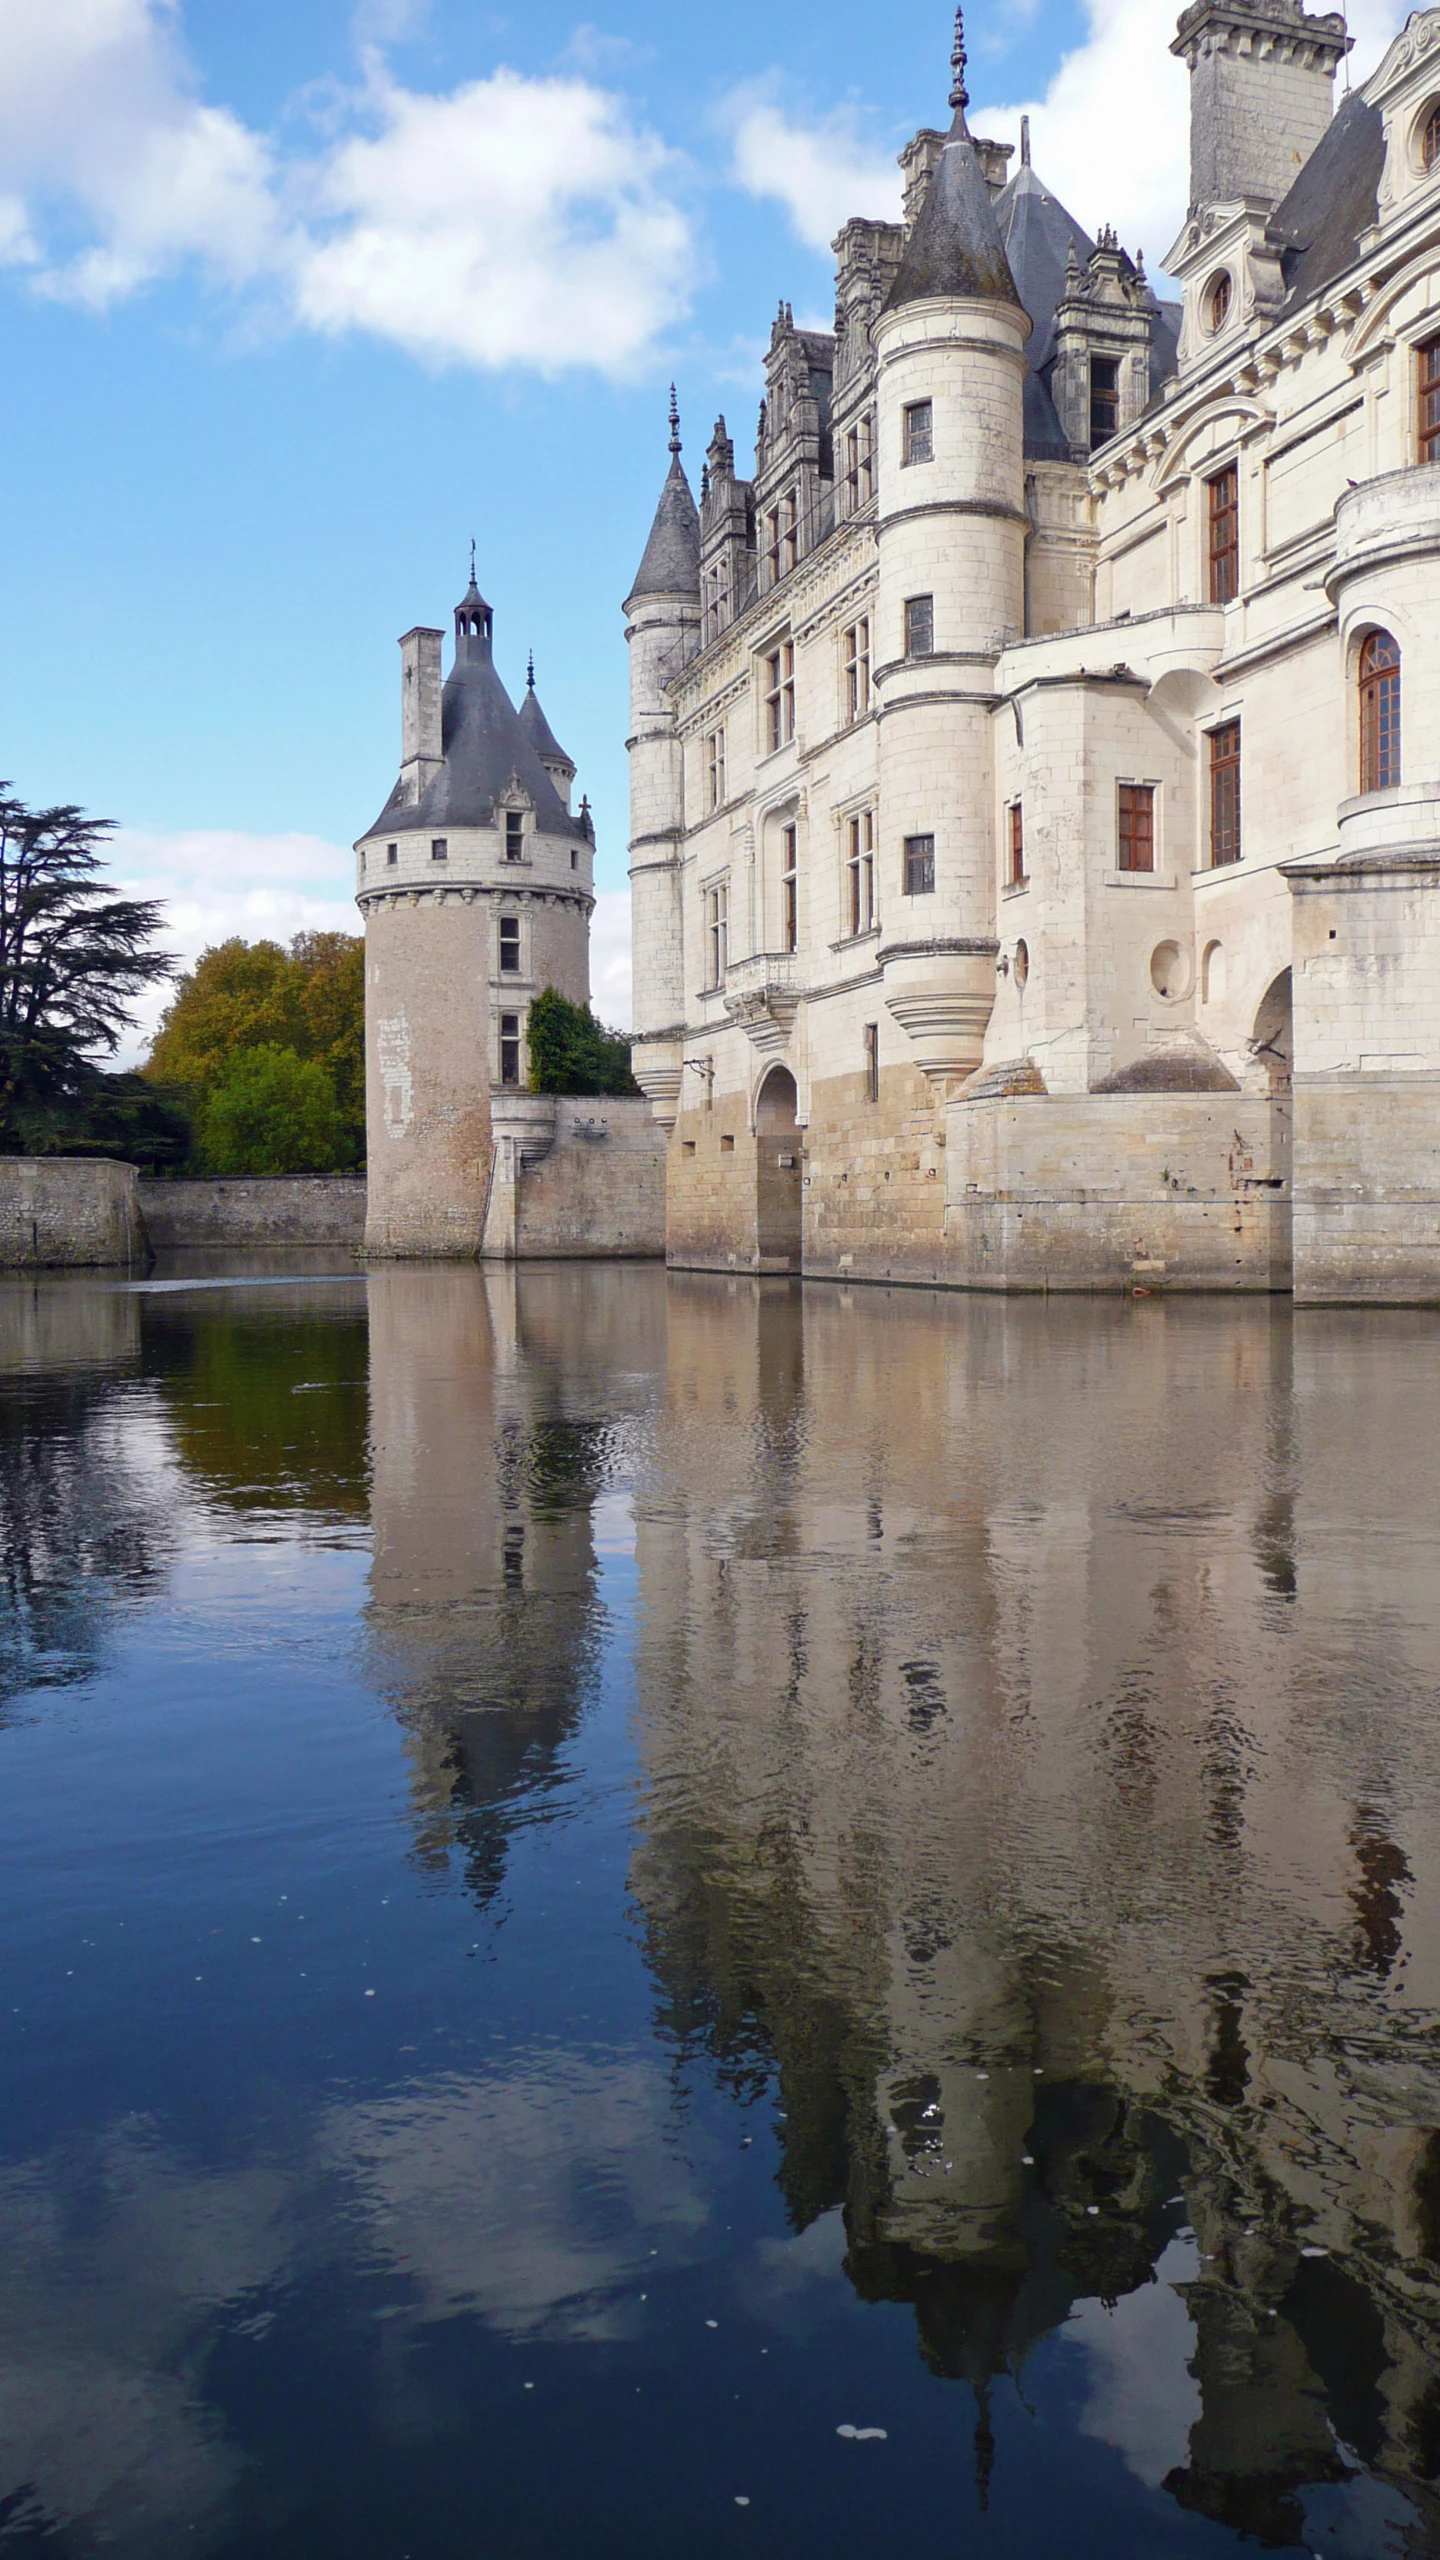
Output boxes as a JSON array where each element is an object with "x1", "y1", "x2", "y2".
[{"x1": 0, "y1": 1260, "x2": 1436, "y2": 2557}]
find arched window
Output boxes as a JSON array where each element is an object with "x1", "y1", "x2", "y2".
[
  {"x1": 1359, "y1": 630, "x2": 1401, "y2": 794},
  {"x1": 1423, "y1": 102, "x2": 1440, "y2": 171}
]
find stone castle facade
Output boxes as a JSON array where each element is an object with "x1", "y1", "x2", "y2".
[{"x1": 626, "y1": 1, "x2": 1440, "y2": 1301}]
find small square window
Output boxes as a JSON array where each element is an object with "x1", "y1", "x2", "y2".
[
  {"x1": 431, "y1": 838, "x2": 448, "y2": 862},
  {"x1": 904, "y1": 595, "x2": 934, "y2": 659},
  {"x1": 902, "y1": 401, "x2": 933, "y2": 466},
  {"x1": 904, "y1": 834, "x2": 935, "y2": 896},
  {"x1": 720, "y1": 1133, "x2": 735, "y2": 1152},
  {"x1": 387, "y1": 842, "x2": 398, "y2": 866},
  {"x1": 682, "y1": 1139, "x2": 697, "y2": 1157}
]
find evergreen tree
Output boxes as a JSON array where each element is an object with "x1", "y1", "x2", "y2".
[
  {"x1": 526, "y1": 987, "x2": 639, "y2": 1097},
  {"x1": 0, "y1": 790, "x2": 174, "y2": 1155}
]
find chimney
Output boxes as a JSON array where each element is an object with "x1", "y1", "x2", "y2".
[
  {"x1": 399, "y1": 626, "x2": 444, "y2": 801},
  {"x1": 1171, "y1": 0, "x2": 1351, "y2": 215},
  {"x1": 972, "y1": 136, "x2": 1016, "y2": 199}
]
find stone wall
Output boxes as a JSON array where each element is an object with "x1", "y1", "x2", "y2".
[
  {"x1": 947, "y1": 1090, "x2": 1293, "y2": 1292},
  {"x1": 0, "y1": 1159, "x2": 146, "y2": 1270},
  {"x1": 137, "y1": 1176, "x2": 367, "y2": 1252},
  {"x1": 482, "y1": 1096, "x2": 666, "y2": 1260}
]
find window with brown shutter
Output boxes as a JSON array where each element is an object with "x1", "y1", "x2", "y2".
[
  {"x1": 1208, "y1": 465, "x2": 1239, "y2": 604},
  {"x1": 1008, "y1": 802, "x2": 1025, "y2": 885},
  {"x1": 1118, "y1": 783, "x2": 1155, "y2": 873},
  {"x1": 1209, "y1": 723, "x2": 1241, "y2": 866},
  {"x1": 1358, "y1": 632, "x2": 1401, "y2": 794},
  {"x1": 1420, "y1": 334, "x2": 1440, "y2": 465}
]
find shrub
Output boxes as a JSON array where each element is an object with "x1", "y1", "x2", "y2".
[
  {"x1": 526, "y1": 987, "x2": 638, "y2": 1097},
  {"x1": 197, "y1": 1045, "x2": 351, "y2": 1177}
]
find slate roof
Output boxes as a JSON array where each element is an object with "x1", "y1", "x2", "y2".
[
  {"x1": 628, "y1": 450, "x2": 701, "y2": 602},
  {"x1": 1269, "y1": 89, "x2": 1385, "y2": 312},
  {"x1": 994, "y1": 157, "x2": 1182, "y2": 457},
  {"x1": 367, "y1": 593, "x2": 577, "y2": 843},
  {"x1": 519, "y1": 669, "x2": 574, "y2": 774},
  {"x1": 884, "y1": 108, "x2": 1025, "y2": 314}
]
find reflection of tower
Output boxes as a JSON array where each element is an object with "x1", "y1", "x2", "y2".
[
  {"x1": 355, "y1": 578, "x2": 596, "y2": 1257},
  {"x1": 625, "y1": 1276, "x2": 1440, "y2": 2535},
  {"x1": 363, "y1": 1266, "x2": 657, "y2": 1909}
]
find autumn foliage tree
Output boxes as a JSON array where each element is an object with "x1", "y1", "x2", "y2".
[{"x1": 146, "y1": 933, "x2": 365, "y2": 1173}]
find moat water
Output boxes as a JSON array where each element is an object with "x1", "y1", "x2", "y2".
[{"x1": 2, "y1": 1257, "x2": 1439, "y2": 2559}]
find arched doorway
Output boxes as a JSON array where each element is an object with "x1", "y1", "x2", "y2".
[
  {"x1": 1252, "y1": 970, "x2": 1292, "y2": 1091},
  {"x1": 754, "y1": 1065, "x2": 802, "y2": 1272}
]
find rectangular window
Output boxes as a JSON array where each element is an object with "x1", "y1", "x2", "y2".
[
  {"x1": 764, "y1": 509, "x2": 780, "y2": 585},
  {"x1": 1089, "y1": 356, "x2": 1119, "y2": 451},
  {"x1": 1209, "y1": 722, "x2": 1241, "y2": 867},
  {"x1": 570, "y1": 848, "x2": 578, "y2": 870},
  {"x1": 843, "y1": 618, "x2": 871, "y2": 724},
  {"x1": 764, "y1": 642, "x2": 795, "y2": 752},
  {"x1": 1008, "y1": 802, "x2": 1026, "y2": 886},
  {"x1": 1421, "y1": 334, "x2": 1440, "y2": 465},
  {"x1": 842, "y1": 412, "x2": 874, "y2": 510},
  {"x1": 386, "y1": 842, "x2": 398, "y2": 866},
  {"x1": 781, "y1": 491, "x2": 798, "y2": 575},
  {"x1": 500, "y1": 1013, "x2": 522, "y2": 1087},
  {"x1": 781, "y1": 824, "x2": 798, "y2": 953},
  {"x1": 846, "y1": 809, "x2": 875, "y2": 936},
  {"x1": 499, "y1": 916, "x2": 521, "y2": 975},
  {"x1": 705, "y1": 883, "x2": 729, "y2": 989},
  {"x1": 904, "y1": 833, "x2": 935, "y2": 896},
  {"x1": 431, "y1": 837, "x2": 448, "y2": 862},
  {"x1": 863, "y1": 1021, "x2": 879, "y2": 1103},
  {"x1": 902, "y1": 400, "x2": 933, "y2": 465},
  {"x1": 505, "y1": 811, "x2": 525, "y2": 862},
  {"x1": 1208, "y1": 464, "x2": 1239, "y2": 605},
  {"x1": 706, "y1": 727, "x2": 727, "y2": 811},
  {"x1": 1117, "y1": 782, "x2": 1156, "y2": 873},
  {"x1": 904, "y1": 594, "x2": 934, "y2": 659}
]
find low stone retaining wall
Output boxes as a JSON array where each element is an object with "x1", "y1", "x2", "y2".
[
  {"x1": 0, "y1": 1159, "x2": 146, "y2": 1269},
  {"x1": 482, "y1": 1096, "x2": 666, "y2": 1260},
  {"x1": 137, "y1": 1176, "x2": 368, "y2": 1251}
]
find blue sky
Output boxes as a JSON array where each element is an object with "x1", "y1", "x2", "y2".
[{"x1": 0, "y1": 0, "x2": 1406, "y2": 1043}]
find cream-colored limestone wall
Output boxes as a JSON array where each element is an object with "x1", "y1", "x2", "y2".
[
  {"x1": 802, "y1": 1054, "x2": 947, "y2": 1283},
  {"x1": 946, "y1": 1090, "x2": 1291, "y2": 1290},
  {"x1": 626, "y1": 585, "x2": 700, "y2": 1123},
  {"x1": 363, "y1": 900, "x2": 492, "y2": 1256}
]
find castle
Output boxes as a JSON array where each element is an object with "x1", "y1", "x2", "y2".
[{"x1": 625, "y1": 1, "x2": 1440, "y2": 1301}]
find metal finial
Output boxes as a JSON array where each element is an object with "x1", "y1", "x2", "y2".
[
  {"x1": 949, "y1": 6, "x2": 969, "y2": 113},
  {"x1": 469, "y1": 536, "x2": 476, "y2": 585},
  {"x1": 527, "y1": 651, "x2": 536, "y2": 690},
  {"x1": 668, "y1": 384, "x2": 681, "y2": 457},
  {"x1": 1020, "y1": 113, "x2": 1031, "y2": 167}
]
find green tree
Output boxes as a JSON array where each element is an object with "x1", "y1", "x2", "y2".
[
  {"x1": 526, "y1": 987, "x2": 639, "y2": 1097},
  {"x1": 0, "y1": 790, "x2": 175, "y2": 1155},
  {"x1": 146, "y1": 931, "x2": 365, "y2": 1170},
  {"x1": 197, "y1": 1045, "x2": 351, "y2": 1177}
]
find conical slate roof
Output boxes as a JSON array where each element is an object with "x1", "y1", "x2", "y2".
[
  {"x1": 628, "y1": 391, "x2": 701, "y2": 603},
  {"x1": 884, "y1": 105, "x2": 1024, "y2": 314},
  {"x1": 996, "y1": 161, "x2": 1093, "y2": 372},
  {"x1": 519, "y1": 661, "x2": 575, "y2": 773},
  {"x1": 367, "y1": 586, "x2": 576, "y2": 842}
]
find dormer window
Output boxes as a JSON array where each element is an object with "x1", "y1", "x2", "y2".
[
  {"x1": 505, "y1": 811, "x2": 525, "y2": 863},
  {"x1": 1207, "y1": 272, "x2": 1232, "y2": 334}
]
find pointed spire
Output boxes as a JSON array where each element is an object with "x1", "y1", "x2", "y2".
[
  {"x1": 527, "y1": 650, "x2": 536, "y2": 692},
  {"x1": 950, "y1": 6, "x2": 969, "y2": 118},
  {"x1": 627, "y1": 390, "x2": 701, "y2": 603},
  {"x1": 470, "y1": 535, "x2": 477, "y2": 583},
  {"x1": 1020, "y1": 113, "x2": 1031, "y2": 168}
]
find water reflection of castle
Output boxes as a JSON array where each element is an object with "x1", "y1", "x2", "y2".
[{"x1": 611, "y1": 1276, "x2": 1440, "y2": 2546}]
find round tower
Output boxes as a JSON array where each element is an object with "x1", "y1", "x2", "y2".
[
  {"x1": 356, "y1": 572, "x2": 596, "y2": 1256},
  {"x1": 624, "y1": 393, "x2": 701, "y2": 1129},
  {"x1": 872, "y1": 11, "x2": 1031, "y2": 1086}
]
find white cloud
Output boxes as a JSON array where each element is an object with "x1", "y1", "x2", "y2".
[
  {"x1": 0, "y1": 0, "x2": 694, "y2": 370},
  {"x1": 296, "y1": 65, "x2": 691, "y2": 373},
  {"x1": 972, "y1": 0, "x2": 1411, "y2": 276},
  {"x1": 590, "y1": 888, "x2": 632, "y2": 1030},
  {"x1": 112, "y1": 825, "x2": 357, "y2": 1062},
  {"x1": 723, "y1": 88, "x2": 901, "y2": 253}
]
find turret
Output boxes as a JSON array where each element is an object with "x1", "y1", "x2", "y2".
[
  {"x1": 519, "y1": 657, "x2": 577, "y2": 813},
  {"x1": 624, "y1": 391, "x2": 701, "y2": 1127},
  {"x1": 871, "y1": 9, "x2": 1031, "y2": 1091}
]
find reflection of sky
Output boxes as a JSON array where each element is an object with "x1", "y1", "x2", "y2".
[{"x1": 1071, "y1": 2233, "x2": 1201, "y2": 2489}]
